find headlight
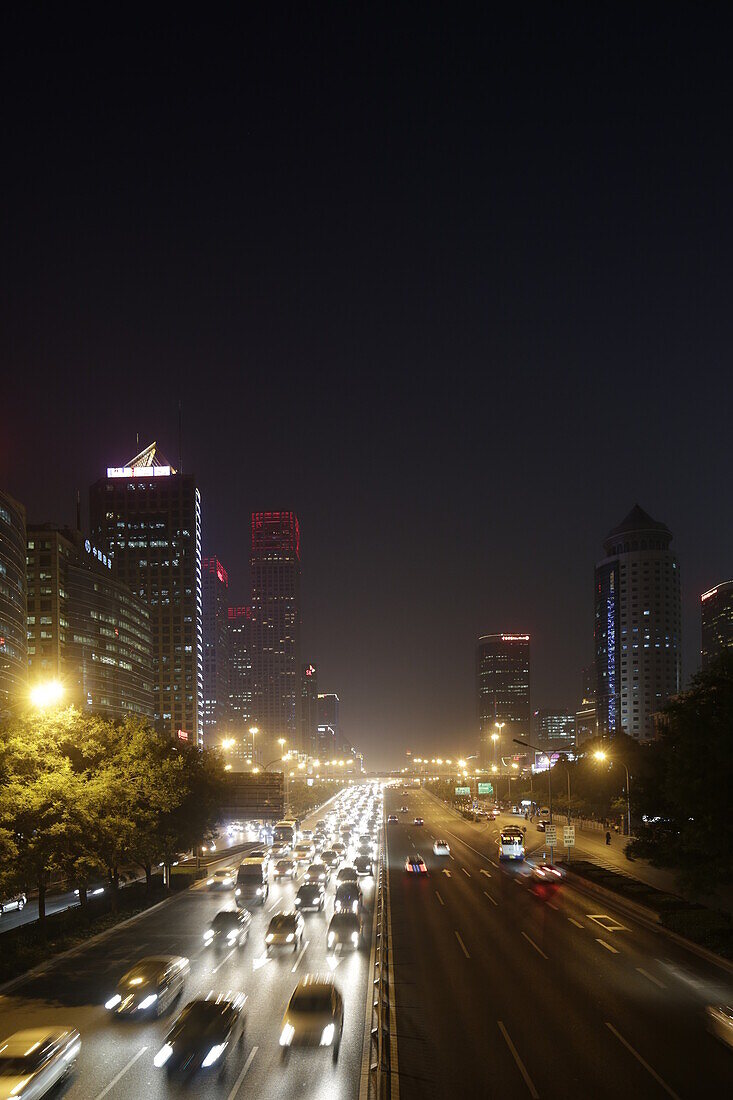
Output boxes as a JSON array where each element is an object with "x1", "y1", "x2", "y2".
[
  {"x1": 204, "y1": 930, "x2": 214, "y2": 941},
  {"x1": 138, "y1": 994, "x2": 158, "y2": 1010},
  {"x1": 335, "y1": 901, "x2": 342, "y2": 912},
  {"x1": 319, "y1": 874, "x2": 325, "y2": 880},
  {"x1": 207, "y1": 878, "x2": 214, "y2": 885},
  {"x1": 202, "y1": 1043, "x2": 226, "y2": 1067},
  {"x1": 227, "y1": 931, "x2": 238, "y2": 942},
  {"x1": 235, "y1": 888, "x2": 241, "y2": 896},
  {"x1": 352, "y1": 900, "x2": 359, "y2": 913},
  {"x1": 286, "y1": 933, "x2": 294, "y2": 942},
  {"x1": 320, "y1": 1023, "x2": 335, "y2": 1046},
  {"x1": 294, "y1": 897, "x2": 301, "y2": 905},
  {"x1": 154, "y1": 1043, "x2": 173, "y2": 1067},
  {"x1": 328, "y1": 932, "x2": 335, "y2": 946},
  {"x1": 256, "y1": 886, "x2": 265, "y2": 895},
  {"x1": 105, "y1": 994, "x2": 122, "y2": 1010},
  {"x1": 280, "y1": 1023, "x2": 295, "y2": 1047},
  {"x1": 351, "y1": 931, "x2": 359, "y2": 944},
  {"x1": 266, "y1": 934, "x2": 274, "y2": 943}
]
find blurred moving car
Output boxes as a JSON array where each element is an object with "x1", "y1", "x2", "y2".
[
  {"x1": 294, "y1": 882, "x2": 325, "y2": 911},
  {"x1": 405, "y1": 854, "x2": 428, "y2": 875},
  {"x1": 235, "y1": 859, "x2": 269, "y2": 907},
  {"x1": 0, "y1": 1027, "x2": 81, "y2": 1096},
  {"x1": 274, "y1": 858, "x2": 298, "y2": 881},
  {"x1": 354, "y1": 855, "x2": 373, "y2": 876},
  {"x1": 336, "y1": 865, "x2": 358, "y2": 885},
  {"x1": 705, "y1": 1004, "x2": 733, "y2": 1050},
  {"x1": 207, "y1": 867, "x2": 236, "y2": 891},
  {"x1": 536, "y1": 820, "x2": 546, "y2": 832},
  {"x1": 320, "y1": 849, "x2": 341, "y2": 870},
  {"x1": 387, "y1": 814, "x2": 398, "y2": 824},
  {"x1": 280, "y1": 976, "x2": 344, "y2": 1062},
  {"x1": 400, "y1": 806, "x2": 409, "y2": 813},
  {"x1": 266, "y1": 911, "x2": 305, "y2": 952},
  {"x1": 105, "y1": 955, "x2": 190, "y2": 1016},
  {"x1": 334, "y1": 882, "x2": 362, "y2": 914},
  {"x1": 203, "y1": 910, "x2": 251, "y2": 950},
  {"x1": 413, "y1": 817, "x2": 424, "y2": 826},
  {"x1": 432, "y1": 840, "x2": 450, "y2": 856},
  {"x1": 531, "y1": 863, "x2": 564, "y2": 883},
  {"x1": 304, "y1": 862, "x2": 330, "y2": 885},
  {"x1": 0, "y1": 892, "x2": 27, "y2": 915},
  {"x1": 327, "y1": 912, "x2": 362, "y2": 952},
  {"x1": 154, "y1": 993, "x2": 246, "y2": 1076}
]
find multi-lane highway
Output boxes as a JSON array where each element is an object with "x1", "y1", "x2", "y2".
[
  {"x1": 0, "y1": 790, "x2": 377, "y2": 1099},
  {"x1": 385, "y1": 786, "x2": 733, "y2": 1098}
]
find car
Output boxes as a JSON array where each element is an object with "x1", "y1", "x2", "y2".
[
  {"x1": 235, "y1": 859, "x2": 269, "y2": 906},
  {"x1": 270, "y1": 843, "x2": 291, "y2": 859},
  {"x1": 413, "y1": 817, "x2": 424, "y2": 826},
  {"x1": 293, "y1": 842, "x2": 315, "y2": 863},
  {"x1": 266, "y1": 911, "x2": 305, "y2": 953},
  {"x1": 531, "y1": 863, "x2": 564, "y2": 883},
  {"x1": 105, "y1": 955, "x2": 190, "y2": 1016},
  {"x1": 301, "y1": 829, "x2": 314, "y2": 841},
  {"x1": 354, "y1": 855, "x2": 373, "y2": 876},
  {"x1": 536, "y1": 820, "x2": 546, "y2": 832},
  {"x1": 327, "y1": 911, "x2": 363, "y2": 952},
  {"x1": 387, "y1": 814, "x2": 398, "y2": 824},
  {"x1": 705, "y1": 1004, "x2": 733, "y2": 1050},
  {"x1": 405, "y1": 854, "x2": 428, "y2": 874},
  {"x1": 432, "y1": 840, "x2": 450, "y2": 856},
  {"x1": 248, "y1": 848, "x2": 270, "y2": 865},
  {"x1": 304, "y1": 862, "x2": 330, "y2": 885},
  {"x1": 400, "y1": 806, "x2": 409, "y2": 813},
  {"x1": 334, "y1": 882, "x2": 362, "y2": 914},
  {"x1": 274, "y1": 858, "x2": 298, "y2": 881},
  {"x1": 336, "y1": 865, "x2": 358, "y2": 885},
  {"x1": 320, "y1": 849, "x2": 341, "y2": 870},
  {"x1": 206, "y1": 867, "x2": 237, "y2": 890},
  {"x1": 332, "y1": 841, "x2": 347, "y2": 857},
  {"x1": 0, "y1": 892, "x2": 27, "y2": 915},
  {"x1": 294, "y1": 882, "x2": 326, "y2": 911},
  {"x1": 280, "y1": 976, "x2": 344, "y2": 1062},
  {"x1": 0, "y1": 1027, "x2": 81, "y2": 1096},
  {"x1": 203, "y1": 909, "x2": 251, "y2": 950},
  {"x1": 154, "y1": 993, "x2": 246, "y2": 1076}
]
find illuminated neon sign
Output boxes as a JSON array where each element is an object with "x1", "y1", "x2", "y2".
[
  {"x1": 501, "y1": 634, "x2": 529, "y2": 642},
  {"x1": 84, "y1": 539, "x2": 112, "y2": 569},
  {"x1": 107, "y1": 465, "x2": 172, "y2": 478}
]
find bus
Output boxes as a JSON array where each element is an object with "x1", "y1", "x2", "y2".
[
  {"x1": 273, "y1": 819, "x2": 300, "y2": 848},
  {"x1": 498, "y1": 826, "x2": 525, "y2": 862}
]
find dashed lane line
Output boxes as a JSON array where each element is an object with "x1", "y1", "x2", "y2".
[
  {"x1": 435, "y1": 891, "x2": 445, "y2": 906},
  {"x1": 498, "y1": 1022, "x2": 539, "y2": 1099},
  {"x1": 605, "y1": 1023, "x2": 680, "y2": 1099},
  {"x1": 568, "y1": 917, "x2": 584, "y2": 929},
  {"x1": 596, "y1": 938, "x2": 619, "y2": 954},
  {"x1": 211, "y1": 947, "x2": 236, "y2": 974},
  {"x1": 227, "y1": 1045, "x2": 258, "y2": 1100},
  {"x1": 462, "y1": 868, "x2": 471, "y2": 878},
  {"x1": 636, "y1": 967, "x2": 665, "y2": 989},
  {"x1": 480, "y1": 869, "x2": 491, "y2": 879},
  {"x1": 484, "y1": 891, "x2": 498, "y2": 906},
  {"x1": 93, "y1": 1047, "x2": 148, "y2": 1100},
  {"x1": 521, "y1": 931, "x2": 548, "y2": 959},
  {"x1": 455, "y1": 930, "x2": 470, "y2": 958},
  {"x1": 291, "y1": 939, "x2": 309, "y2": 973}
]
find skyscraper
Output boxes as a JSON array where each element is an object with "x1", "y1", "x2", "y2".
[
  {"x1": 476, "y1": 633, "x2": 530, "y2": 765},
  {"x1": 701, "y1": 580, "x2": 733, "y2": 669},
  {"x1": 317, "y1": 692, "x2": 340, "y2": 742},
  {"x1": 300, "y1": 662, "x2": 318, "y2": 755},
  {"x1": 26, "y1": 525, "x2": 153, "y2": 719},
  {"x1": 595, "y1": 505, "x2": 681, "y2": 741},
  {"x1": 90, "y1": 443, "x2": 204, "y2": 744},
  {"x1": 0, "y1": 489, "x2": 27, "y2": 711},
  {"x1": 532, "y1": 709, "x2": 576, "y2": 751},
  {"x1": 202, "y1": 556, "x2": 230, "y2": 747},
  {"x1": 249, "y1": 511, "x2": 301, "y2": 758},
  {"x1": 227, "y1": 605, "x2": 255, "y2": 766}
]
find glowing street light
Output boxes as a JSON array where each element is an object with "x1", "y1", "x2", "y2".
[
  {"x1": 594, "y1": 750, "x2": 632, "y2": 837},
  {"x1": 458, "y1": 758, "x2": 467, "y2": 768},
  {"x1": 221, "y1": 737, "x2": 235, "y2": 751},
  {"x1": 29, "y1": 680, "x2": 64, "y2": 709}
]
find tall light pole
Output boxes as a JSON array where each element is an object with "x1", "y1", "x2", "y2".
[
  {"x1": 249, "y1": 726, "x2": 259, "y2": 767},
  {"x1": 594, "y1": 751, "x2": 631, "y2": 838},
  {"x1": 493, "y1": 723, "x2": 503, "y2": 766}
]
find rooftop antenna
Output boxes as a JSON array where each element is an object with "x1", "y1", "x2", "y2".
[{"x1": 75, "y1": 489, "x2": 81, "y2": 533}]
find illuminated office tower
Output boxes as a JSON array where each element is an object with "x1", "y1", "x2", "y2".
[
  {"x1": 476, "y1": 633, "x2": 530, "y2": 765},
  {"x1": 202, "y1": 556, "x2": 230, "y2": 747},
  {"x1": 701, "y1": 580, "x2": 733, "y2": 669},
  {"x1": 0, "y1": 489, "x2": 27, "y2": 710}
]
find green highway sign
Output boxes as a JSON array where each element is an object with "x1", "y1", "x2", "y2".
[
  {"x1": 455, "y1": 786, "x2": 471, "y2": 796},
  {"x1": 478, "y1": 782, "x2": 493, "y2": 795}
]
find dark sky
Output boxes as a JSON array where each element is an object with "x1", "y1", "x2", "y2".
[{"x1": 2, "y1": 9, "x2": 731, "y2": 768}]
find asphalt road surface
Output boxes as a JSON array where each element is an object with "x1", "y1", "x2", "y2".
[
  {"x1": 0, "y1": 792, "x2": 376, "y2": 1100},
  {"x1": 386, "y1": 786, "x2": 733, "y2": 1098}
]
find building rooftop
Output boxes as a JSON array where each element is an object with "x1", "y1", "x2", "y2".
[{"x1": 603, "y1": 504, "x2": 672, "y2": 554}]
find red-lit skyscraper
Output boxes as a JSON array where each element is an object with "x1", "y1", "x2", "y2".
[{"x1": 250, "y1": 512, "x2": 301, "y2": 758}]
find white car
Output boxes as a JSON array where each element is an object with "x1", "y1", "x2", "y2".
[
  {"x1": 432, "y1": 840, "x2": 450, "y2": 856},
  {"x1": 0, "y1": 1028, "x2": 81, "y2": 1096},
  {"x1": 706, "y1": 1004, "x2": 733, "y2": 1050}
]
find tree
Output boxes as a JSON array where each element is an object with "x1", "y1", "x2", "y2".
[{"x1": 627, "y1": 653, "x2": 733, "y2": 893}]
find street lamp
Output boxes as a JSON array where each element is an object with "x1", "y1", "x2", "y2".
[
  {"x1": 493, "y1": 723, "x2": 504, "y2": 762},
  {"x1": 249, "y1": 726, "x2": 259, "y2": 766},
  {"x1": 594, "y1": 750, "x2": 632, "y2": 838},
  {"x1": 29, "y1": 680, "x2": 64, "y2": 709}
]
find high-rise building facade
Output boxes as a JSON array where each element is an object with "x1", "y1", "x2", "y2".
[
  {"x1": 476, "y1": 633, "x2": 530, "y2": 765},
  {"x1": 701, "y1": 580, "x2": 733, "y2": 669},
  {"x1": 89, "y1": 443, "x2": 203, "y2": 744},
  {"x1": 249, "y1": 511, "x2": 301, "y2": 758},
  {"x1": 227, "y1": 605, "x2": 255, "y2": 766},
  {"x1": 532, "y1": 709, "x2": 576, "y2": 751},
  {"x1": 26, "y1": 525, "x2": 153, "y2": 719},
  {"x1": 0, "y1": 489, "x2": 27, "y2": 711},
  {"x1": 595, "y1": 505, "x2": 681, "y2": 741},
  {"x1": 317, "y1": 692, "x2": 339, "y2": 741},
  {"x1": 300, "y1": 663, "x2": 318, "y2": 755},
  {"x1": 202, "y1": 556, "x2": 229, "y2": 747}
]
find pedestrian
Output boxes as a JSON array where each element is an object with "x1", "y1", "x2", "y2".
[{"x1": 605, "y1": 830, "x2": 611, "y2": 846}]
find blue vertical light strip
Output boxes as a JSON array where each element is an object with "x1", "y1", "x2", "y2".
[
  {"x1": 195, "y1": 488, "x2": 204, "y2": 747},
  {"x1": 607, "y1": 568, "x2": 616, "y2": 733}
]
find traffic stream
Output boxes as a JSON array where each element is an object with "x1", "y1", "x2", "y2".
[
  {"x1": 386, "y1": 787, "x2": 732, "y2": 1098},
  {"x1": 0, "y1": 788, "x2": 379, "y2": 1100}
]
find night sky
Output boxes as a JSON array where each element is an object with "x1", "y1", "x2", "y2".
[{"x1": 2, "y1": 9, "x2": 731, "y2": 768}]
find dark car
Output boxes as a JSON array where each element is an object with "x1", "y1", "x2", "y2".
[
  {"x1": 327, "y1": 912, "x2": 363, "y2": 952},
  {"x1": 320, "y1": 849, "x2": 340, "y2": 870},
  {"x1": 387, "y1": 814, "x2": 398, "y2": 824},
  {"x1": 354, "y1": 855, "x2": 373, "y2": 877},
  {"x1": 294, "y1": 882, "x2": 326, "y2": 911},
  {"x1": 336, "y1": 865, "x2": 358, "y2": 885},
  {"x1": 536, "y1": 820, "x2": 546, "y2": 832},
  {"x1": 280, "y1": 976, "x2": 344, "y2": 1062},
  {"x1": 154, "y1": 993, "x2": 246, "y2": 1076},
  {"x1": 106, "y1": 955, "x2": 189, "y2": 1017},
  {"x1": 203, "y1": 909, "x2": 251, "y2": 950},
  {"x1": 334, "y1": 882, "x2": 362, "y2": 915}
]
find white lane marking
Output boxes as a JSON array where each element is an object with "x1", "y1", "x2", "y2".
[
  {"x1": 227, "y1": 1045, "x2": 258, "y2": 1100},
  {"x1": 211, "y1": 947, "x2": 236, "y2": 974},
  {"x1": 489, "y1": 859, "x2": 498, "y2": 868},
  {"x1": 521, "y1": 931, "x2": 548, "y2": 959},
  {"x1": 267, "y1": 899, "x2": 281, "y2": 913},
  {"x1": 455, "y1": 930, "x2": 470, "y2": 958},
  {"x1": 385, "y1": 837, "x2": 400, "y2": 1100},
  {"x1": 484, "y1": 890, "x2": 498, "y2": 906},
  {"x1": 480, "y1": 869, "x2": 491, "y2": 879},
  {"x1": 442, "y1": 869, "x2": 452, "y2": 877},
  {"x1": 514, "y1": 877, "x2": 523, "y2": 885},
  {"x1": 636, "y1": 967, "x2": 666, "y2": 989},
  {"x1": 568, "y1": 917, "x2": 584, "y2": 928},
  {"x1": 498, "y1": 1021, "x2": 539, "y2": 1099},
  {"x1": 546, "y1": 901, "x2": 559, "y2": 911},
  {"x1": 252, "y1": 953, "x2": 271, "y2": 971},
  {"x1": 462, "y1": 868, "x2": 471, "y2": 878},
  {"x1": 291, "y1": 939, "x2": 309, "y2": 972},
  {"x1": 587, "y1": 914, "x2": 629, "y2": 933},
  {"x1": 605, "y1": 1023, "x2": 680, "y2": 1099},
  {"x1": 93, "y1": 1047, "x2": 148, "y2": 1100},
  {"x1": 596, "y1": 938, "x2": 619, "y2": 954},
  {"x1": 435, "y1": 891, "x2": 445, "y2": 906}
]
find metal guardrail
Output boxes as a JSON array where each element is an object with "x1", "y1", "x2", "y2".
[{"x1": 367, "y1": 844, "x2": 393, "y2": 1098}]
